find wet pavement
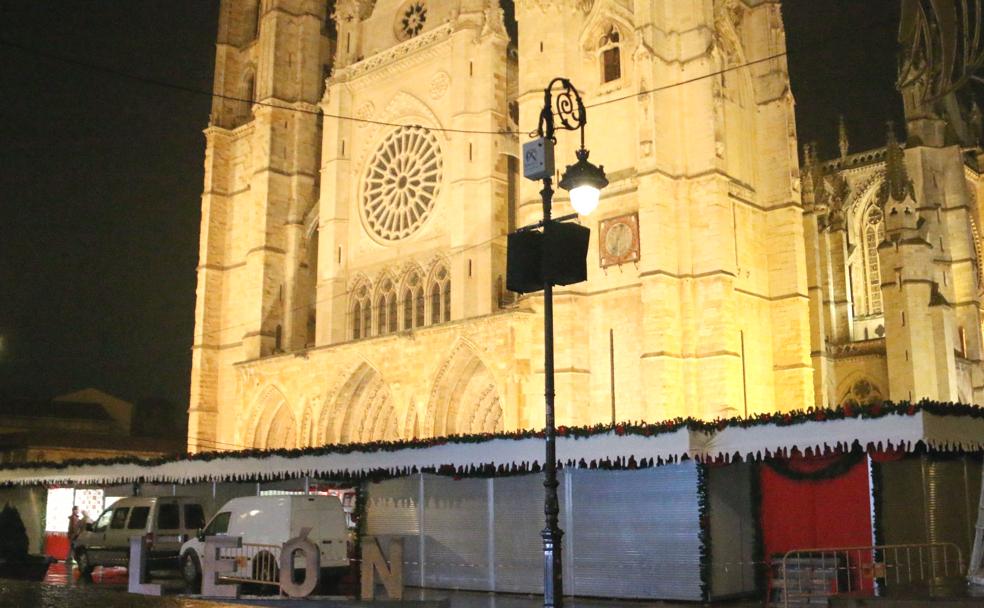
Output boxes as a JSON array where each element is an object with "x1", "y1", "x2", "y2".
[{"x1": 0, "y1": 562, "x2": 763, "y2": 608}]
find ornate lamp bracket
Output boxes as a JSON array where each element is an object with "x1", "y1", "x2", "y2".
[{"x1": 536, "y1": 78, "x2": 587, "y2": 147}]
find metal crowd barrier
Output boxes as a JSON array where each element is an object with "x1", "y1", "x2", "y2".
[
  {"x1": 216, "y1": 542, "x2": 282, "y2": 587},
  {"x1": 772, "y1": 542, "x2": 964, "y2": 608}
]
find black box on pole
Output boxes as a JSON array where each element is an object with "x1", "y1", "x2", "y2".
[
  {"x1": 543, "y1": 221, "x2": 590, "y2": 286},
  {"x1": 507, "y1": 221, "x2": 591, "y2": 292},
  {"x1": 507, "y1": 230, "x2": 544, "y2": 294}
]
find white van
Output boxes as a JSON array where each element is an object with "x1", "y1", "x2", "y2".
[
  {"x1": 179, "y1": 495, "x2": 349, "y2": 592},
  {"x1": 74, "y1": 496, "x2": 208, "y2": 576}
]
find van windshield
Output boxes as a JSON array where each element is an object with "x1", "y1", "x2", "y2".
[{"x1": 203, "y1": 511, "x2": 231, "y2": 536}]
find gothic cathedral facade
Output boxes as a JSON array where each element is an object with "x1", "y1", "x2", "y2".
[{"x1": 188, "y1": 0, "x2": 983, "y2": 452}]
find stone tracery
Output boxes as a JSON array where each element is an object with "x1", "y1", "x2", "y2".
[
  {"x1": 361, "y1": 125, "x2": 443, "y2": 242},
  {"x1": 321, "y1": 363, "x2": 399, "y2": 444},
  {"x1": 243, "y1": 386, "x2": 297, "y2": 449},
  {"x1": 427, "y1": 342, "x2": 503, "y2": 437}
]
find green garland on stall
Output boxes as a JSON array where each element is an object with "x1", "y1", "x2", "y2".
[
  {"x1": 697, "y1": 463, "x2": 710, "y2": 601},
  {"x1": 750, "y1": 462, "x2": 766, "y2": 595},
  {"x1": 870, "y1": 458, "x2": 886, "y2": 593},
  {"x1": 352, "y1": 481, "x2": 368, "y2": 590},
  {"x1": 762, "y1": 449, "x2": 866, "y2": 481},
  {"x1": 1, "y1": 398, "x2": 982, "y2": 475}
]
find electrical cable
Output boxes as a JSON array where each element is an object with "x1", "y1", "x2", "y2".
[
  {"x1": 0, "y1": 15, "x2": 901, "y2": 138},
  {"x1": 0, "y1": 13, "x2": 915, "y2": 429}
]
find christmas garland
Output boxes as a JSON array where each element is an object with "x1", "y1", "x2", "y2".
[
  {"x1": 762, "y1": 449, "x2": 866, "y2": 481},
  {"x1": 697, "y1": 463, "x2": 710, "y2": 601},
  {"x1": 870, "y1": 458, "x2": 886, "y2": 592},
  {"x1": 0, "y1": 398, "x2": 981, "y2": 476},
  {"x1": 750, "y1": 462, "x2": 766, "y2": 594}
]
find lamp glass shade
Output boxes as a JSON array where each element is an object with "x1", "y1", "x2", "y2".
[
  {"x1": 569, "y1": 185, "x2": 600, "y2": 216},
  {"x1": 558, "y1": 147, "x2": 608, "y2": 216}
]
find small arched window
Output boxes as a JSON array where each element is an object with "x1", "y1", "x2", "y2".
[
  {"x1": 415, "y1": 289, "x2": 425, "y2": 326},
  {"x1": 351, "y1": 283, "x2": 371, "y2": 340},
  {"x1": 599, "y1": 26, "x2": 621, "y2": 84},
  {"x1": 429, "y1": 264, "x2": 451, "y2": 325},
  {"x1": 388, "y1": 297, "x2": 398, "y2": 333},
  {"x1": 862, "y1": 206, "x2": 885, "y2": 316},
  {"x1": 352, "y1": 301, "x2": 363, "y2": 340},
  {"x1": 402, "y1": 272, "x2": 423, "y2": 330},
  {"x1": 403, "y1": 291, "x2": 413, "y2": 330},
  {"x1": 240, "y1": 71, "x2": 256, "y2": 123},
  {"x1": 430, "y1": 282, "x2": 441, "y2": 325},
  {"x1": 376, "y1": 279, "x2": 395, "y2": 336}
]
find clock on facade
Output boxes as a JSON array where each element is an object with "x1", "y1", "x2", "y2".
[{"x1": 599, "y1": 213, "x2": 640, "y2": 267}]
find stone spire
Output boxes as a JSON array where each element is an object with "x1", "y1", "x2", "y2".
[
  {"x1": 879, "y1": 122, "x2": 919, "y2": 238},
  {"x1": 838, "y1": 115, "x2": 849, "y2": 159},
  {"x1": 882, "y1": 122, "x2": 914, "y2": 204}
]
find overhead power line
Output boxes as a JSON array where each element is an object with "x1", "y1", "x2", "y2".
[
  {"x1": 0, "y1": 36, "x2": 786, "y2": 134},
  {"x1": 0, "y1": 15, "x2": 905, "y2": 138}
]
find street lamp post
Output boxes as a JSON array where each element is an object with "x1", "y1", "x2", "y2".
[{"x1": 509, "y1": 78, "x2": 607, "y2": 608}]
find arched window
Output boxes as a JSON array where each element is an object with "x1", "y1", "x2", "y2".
[
  {"x1": 403, "y1": 292, "x2": 413, "y2": 330},
  {"x1": 376, "y1": 279, "x2": 395, "y2": 336},
  {"x1": 415, "y1": 288, "x2": 425, "y2": 326},
  {"x1": 428, "y1": 264, "x2": 450, "y2": 325},
  {"x1": 442, "y1": 280, "x2": 451, "y2": 323},
  {"x1": 240, "y1": 71, "x2": 256, "y2": 123},
  {"x1": 862, "y1": 206, "x2": 885, "y2": 316},
  {"x1": 353, "y1": 301, "x2": 362, "y2": 340},
  {"x1": 361, "y1": 296, "x2": 371, "y2": 338},
  {"x1": 402, "y1": 271, "x2": 423, "y2": 330},
  {"x1": 351, "y1": 283, "x2": 370, "y2": 340},
  {"x1": 969, "y1": 217, "x2": 982, "y2": 288},
  {"x1": 599, "y1": 26, "x2": 621, "y2": 84},
  {"x1": 431, "y1": 282, "x2": 441, "y2": 325}
]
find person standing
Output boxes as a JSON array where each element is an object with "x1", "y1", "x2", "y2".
[{"x1": 67, "y1": 506, "x2": 83, "y2": 566}]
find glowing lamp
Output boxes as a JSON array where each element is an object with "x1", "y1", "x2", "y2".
[{"x1": 559, "y1": 148, "x2": 608, "y2": 216}]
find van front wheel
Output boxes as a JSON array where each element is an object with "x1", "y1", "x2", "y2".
[{"x1": 181, "y1": 551, "x2": 202, "y2": 593}]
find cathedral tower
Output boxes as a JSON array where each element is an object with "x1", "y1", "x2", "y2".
[
  {"x1": 189, "y1": 0, "x2": 333, "y2": 451},
  {"x1": 190, "y1": 0, "x2": 816, "y2": 453},
  {"x1": 514, "y1": 0, "x2": 812, "y2": 422}
]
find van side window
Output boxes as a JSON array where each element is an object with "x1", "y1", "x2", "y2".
[
  {"x1": 127, "y1": 506, "x2": 150, "y2": 530},
  {"x1": 157, "y1": 503, "x2": 180, "y2": 530},
  {"x1": 203, "y1": 512, "x2": 231, "y2": 536},
  {"x1": 93, "y1": 509, "x2": 113, "y2": 532},
  {"x1": 110, "y1": 507, "x2": 130, "y2": 530},
  {"x1": 184, "y1": 504, "x2": 205, "y2": 530}
]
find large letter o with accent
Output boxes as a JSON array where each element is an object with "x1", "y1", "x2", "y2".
[{"x1": 279, "y1": 530, "x2": 321, "y2": 597}]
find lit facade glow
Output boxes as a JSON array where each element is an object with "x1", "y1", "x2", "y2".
[{"x1": 188, "y1": 0, "x2": 984, "y2": 453}]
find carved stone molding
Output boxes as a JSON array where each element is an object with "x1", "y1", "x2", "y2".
[
  {"x1": 827, "y1": 338, "x2": 886, "y2": 359},
  {"x1": 515, "y1": 0, "x2": 593, "y2": 14},
  {"x1": 429, "y1": 71, "x2": 451, "y2": 100},
  {"x1": 331, "y1": 23, "x2": 454, "y2": 86}
]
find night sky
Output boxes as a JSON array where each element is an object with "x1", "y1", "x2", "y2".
[{"x1": 0, "y1": 1, "x2": 944, "y2": 417}]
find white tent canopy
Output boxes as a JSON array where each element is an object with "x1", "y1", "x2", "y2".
[{"x1": 1, "y1": 410, "x2": 983, "y2": 487}]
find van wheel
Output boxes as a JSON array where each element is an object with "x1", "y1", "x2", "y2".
[
  {"x1": 252, "y1": 550, "x2": 280, "y2": 589},
  {"x1": 181, "y1": 551, "x2": 202, "y2": 593},
  {"x1": 75, "y1": 549, "x2": 94, "y2": 578}
]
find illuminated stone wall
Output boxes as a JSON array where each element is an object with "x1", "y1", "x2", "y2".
[
  {"x1": 803, "y1": 131, "x2": 984, "y2": 409},
  {"x1": 190, "y1": 0, "x2": 879, "y2": 452}
]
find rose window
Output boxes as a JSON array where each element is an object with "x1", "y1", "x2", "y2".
[
  {"x1": 400, "y1": 2, "x2": 427, "y2": 39},
  {"x1": 362, "y1": 126, "x2": 442, "y2": 242}
]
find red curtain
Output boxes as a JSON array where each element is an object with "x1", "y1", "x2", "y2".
[
  {"x1": 760, "y1": 453, "x2": 874, "y2": 593},
  {"x1": 44, "y1": 532, "x2": 69, "y2": 560}
]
